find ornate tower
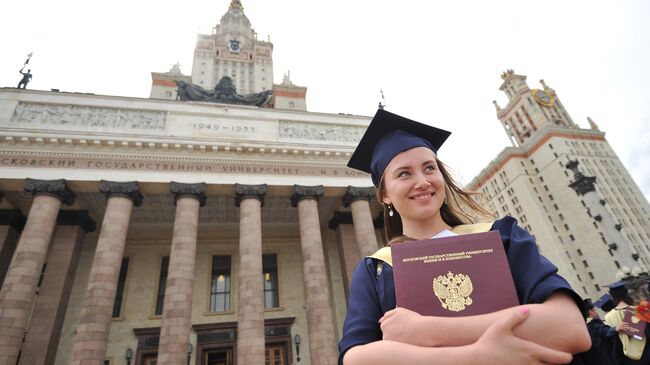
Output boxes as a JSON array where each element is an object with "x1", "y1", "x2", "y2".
[
  {"x1": 493, "y1": 69, "x2": 576, "y2": 146},
  {"x1": 470, "y1": 70, "x2": 650, "y2": 297},
  {"x1": 191, "y1": 0, "x2": 274, "y2": 94}
]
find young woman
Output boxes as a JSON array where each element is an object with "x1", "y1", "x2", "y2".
[{"x1": 339, "y1": 109, "x2": 591, "y2": 365}]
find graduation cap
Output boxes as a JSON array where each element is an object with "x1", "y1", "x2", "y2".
[
  {"x1": 593, "y1": 293, "x2": 614, "y2": 312},
  {"x1": 347, "y1": 109, "x2": 451, "y2": 187},
  {"x1": 605, "y1": 280, "x2": 627, "y2": 289}
]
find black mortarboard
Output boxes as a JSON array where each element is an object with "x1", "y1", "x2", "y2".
[
  {"x1": 594, "y1": 293, "x2": 614, "y2": 311},
  {"x1": 605, "y1": 280, "x2": 627, "y2": 289},
  {"x1": 347, "y1": 109, "x2": 451, "y2": 187}
]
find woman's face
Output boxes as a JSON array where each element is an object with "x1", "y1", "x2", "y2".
[{"x1": 381, "y1": 147, "x2": 446, "y2": 225}]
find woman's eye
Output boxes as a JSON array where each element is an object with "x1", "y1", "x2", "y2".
[
  {"x1": 397, "y1": 171, "x2": 410, "y2": 177},
  {"x1": 425, "y1": 165, "x2": 436, "y2": 172}
]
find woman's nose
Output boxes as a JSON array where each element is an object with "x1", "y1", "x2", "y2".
[{"x1": 414, "y1": 173, "x2": 431, "y2": 189}]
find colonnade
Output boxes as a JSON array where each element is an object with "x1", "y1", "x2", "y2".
[{"x1": 0, "y1": 179, "x2": 379, "y2": 365}]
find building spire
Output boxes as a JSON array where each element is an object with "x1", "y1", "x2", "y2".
[{"x1": 229, "y1": 0, "x2": 244, "y2": 11}]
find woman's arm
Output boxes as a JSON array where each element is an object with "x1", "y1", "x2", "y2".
[
  {"x1": 380, "y1": 292, "x2": 591, "y2": 353},
  {"x1": 346, "y1": 308, "x2": 573, "y2": 365}
]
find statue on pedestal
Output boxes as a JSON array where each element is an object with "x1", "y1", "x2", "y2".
[
  {"x1": 17, "y1": 53, "x2": 33, "y2": 89},
  {"x1": 175, "y1": 77, "x2": 272, "y2": 107}
]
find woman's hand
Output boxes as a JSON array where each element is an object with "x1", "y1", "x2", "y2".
[
  {"x1": 470, "y1": 308, "x2": 573, "y2": 365},
  {"x1": 379, "y1": 307, "x2": 434, "y2": 346}
]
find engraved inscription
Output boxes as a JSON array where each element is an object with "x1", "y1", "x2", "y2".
[
  {"x1": 12, "y1": 102, "x2": 166, "y2": 131},
  {"x1": 279, "y1": 121, "x2": 364, "y2": 143}
]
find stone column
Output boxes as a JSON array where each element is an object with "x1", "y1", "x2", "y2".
[
  {"x1": 0, "y1": 209, "x2": 26, "y2": 287},
  {"x1": 343, "y1": 186, "x2": 379, "y2": 257},
  {"x1": 327, "y1": 212, "x2": 360, "y2": 297},
  {"x1": 291, "y1": 185, "x2": 338, "y2": 365},
  {"x1": 20, "y1": 211, "x2": 96, "y2": 365},
  {"x1": 0, "y1": 179, "x2": 75, "y2": 364},
  {"x1": 71, "y1": 181, "x2": 142, "y2": 365},
  {"x1": 157, "y1": 182, "x2": 206, "y2": 365},
  {"x1": 234, "y1": 184, "x2": 267, "y2": 365}
]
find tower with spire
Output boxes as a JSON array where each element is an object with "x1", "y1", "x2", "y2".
[
  {"x1": 469, "y1": 70, "x2": 650, "y2": 297},
  {"x1": 191, "y1": 0, "x2": 273, "y2": 94},
  {"x1": 149, "y1": 0, "x2": 308, "y2": 110},
  {"x1": 493, "y1": 69, "x2": 576, "y2": 146}
]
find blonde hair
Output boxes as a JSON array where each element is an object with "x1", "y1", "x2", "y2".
[{"x1": 377, "y1": 157, "x2": 494, "y2": 245}]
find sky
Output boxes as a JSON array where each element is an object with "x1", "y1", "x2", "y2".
[{"x1": 1, "y1": 0, "x2": 649, "y2": 201}]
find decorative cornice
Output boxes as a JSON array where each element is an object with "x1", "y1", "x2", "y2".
[
  {"x1": 170, "y1": 182, "x2": 207, "y2": 207},
  {"x1": 327, "y1": 211, "x2": 353, "y2": 230},
  {"x1": 290, "y1": 185, "x2": 324, "y2": 207},
  {"x1": 342, "y1": 186, "x2": 376, "y2": 207},
  {"x1": 234, "y1": 184, "x2": 267, "y2": 207},
  {"x1": 24, "y1": 178, "x2": 76, "y2": 205},
  {"x1": 99, "y1": 180, "x2": 143, "y2": 206},
  {"x1": 0, "y1": 209, "x2": 27, "y2": 231},
  {"x1": 56, "y1": 210, "x2": 97, "y2": 233}
]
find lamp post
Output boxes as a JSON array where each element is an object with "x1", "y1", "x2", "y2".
[
  {"x1": 294, "y1": 334, "x2": 301, "y2": 362},
  {"x1": 125, "y1": 348, "x2": 133, "y2": 365},
  {"x1": 187, "y1": 343, "x2": 193, "y2": 365}
]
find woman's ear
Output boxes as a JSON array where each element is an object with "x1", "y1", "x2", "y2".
[{"x1": 382, "y1": 196, "x2": 391, "y2": 205}]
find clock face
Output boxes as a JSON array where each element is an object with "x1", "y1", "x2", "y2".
[
  {"x1": 532, "y1": 89, "x2": 554, "y2": 107},
  {"x1": 228, "y1": 40, "x2": 240, "y2": 53}
]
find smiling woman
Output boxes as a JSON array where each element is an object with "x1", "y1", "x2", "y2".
[{"x1": 338, "y1": 109, "x2": 591, "y2": 365}]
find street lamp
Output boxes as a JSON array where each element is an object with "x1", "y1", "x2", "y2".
[
  {"x1": 125, "y1": 348, "x2": 133, "y2": 365},
  {"x1": 187, "y1": 343, "x2": 193, "y2": 365},
  {"x1": 294, "y1": 334, "x2": 301, "y2": 362}
]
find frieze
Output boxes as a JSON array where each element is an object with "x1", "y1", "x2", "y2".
[
  {"x1": 11, "y1": 102, "x2": 166, "y2": 131},
  {"x1": 0, "y1": 153, "x2": 370, "y2": 179},
  {"x1": 279, "y1": 120, "x2": 364, "y2": 144}
]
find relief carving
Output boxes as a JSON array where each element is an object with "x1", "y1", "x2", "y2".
[
  {"x1": 279, "y1": 121, "x2": 364, "y2": 143},
  {"x1": 12, "y1": 102, "x2": 166, "y2": 131}
]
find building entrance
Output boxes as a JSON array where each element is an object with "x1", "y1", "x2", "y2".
[{"x1": 203, "y1": 348, "x2": 233, "y2": 365}]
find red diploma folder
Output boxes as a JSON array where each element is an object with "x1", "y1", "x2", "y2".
[
  {"x1": 622, "y1": 308, "x2": 647, "y2": 340},
  {"x1": 391, "y1": 230, "x2": 519, "y2": 317}
]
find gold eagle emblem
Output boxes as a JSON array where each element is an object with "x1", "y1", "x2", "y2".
[{"x1": 433, "y1": 271, "x2": 473, "y2": 312}]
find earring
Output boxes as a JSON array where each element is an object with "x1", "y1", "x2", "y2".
[
  {"x1": 388, "y1": 204, "x2": 394, "y2": 217},
  {"x1": 444, "y1": 196, "x2": 448, "y2": 206}
]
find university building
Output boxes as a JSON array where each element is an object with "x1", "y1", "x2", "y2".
[
  {"x1": 468, "y1": 70, "x2": 650, "y2": 297},
  {"x1": 1, "y1": 2, "x2": 649, "y2": 365},
  {"x1": 0, "y1": 2, "x2": 381, "y2": 365}
]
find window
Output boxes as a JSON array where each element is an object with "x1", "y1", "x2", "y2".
[
  {"x1": 263, "y1": 254, "x2": 279, "y2": 308},
  {"x1": 155, "y1": 256, "x2": 170, "y2": 315},
  {"x1": 112, "y1": 257, "x2": 130, "y2": 318},
  {"x1": 210, "y1": 255, "x2": 232, "y2": 312}
]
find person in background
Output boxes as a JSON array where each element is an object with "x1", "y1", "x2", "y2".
[
  {"x1": 603, "y1": 281, "x2": 649, "y2": 364},
  {"x1": 338, "y1": 109, "x2": 591, "y2": 365}
]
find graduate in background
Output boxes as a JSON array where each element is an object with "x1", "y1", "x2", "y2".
[
  {"x1": 339, "y1": 109, "x2": 591, "y2": 365},
  {"x1": 603, "y1": 281, "x2": 649, "y2": 364},
  {"x1": 574, "y1": 298, "x2": 619, "y2": 365}
]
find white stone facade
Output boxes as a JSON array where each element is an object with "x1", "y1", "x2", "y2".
[
  {"x1": 0, "y1": 87, "x2": 379, "y2": 365},
  {"x1": 471, "y1": 71, "x2": 650, "y2": 298}
]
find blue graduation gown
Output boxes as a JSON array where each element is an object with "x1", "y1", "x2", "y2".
[{"x1": 338, "y1": 216, "x2": 582, "y2": 364}]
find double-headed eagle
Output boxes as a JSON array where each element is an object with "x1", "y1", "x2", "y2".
[{"x1": 433, "y1": 271, "x2": 474, "y2": 312}]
